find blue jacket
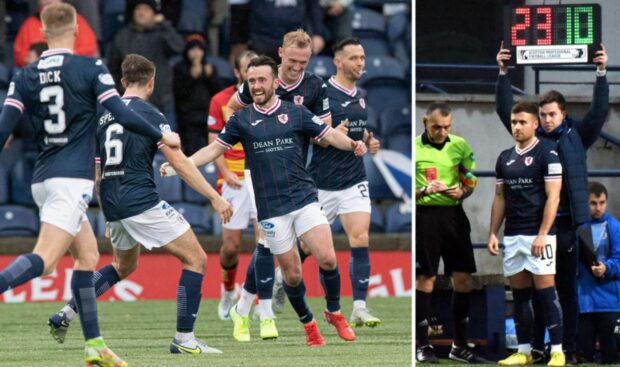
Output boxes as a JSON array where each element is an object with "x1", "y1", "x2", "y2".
[
  {"x1": 495, "y1": 74, "x2": 609, "y2": 226},
  {"x1": 577, "y1": 212, "x2": 620, "y2": 313}
]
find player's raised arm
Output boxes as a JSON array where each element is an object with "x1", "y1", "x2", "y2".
[
  {"x1": 320, "y1": 125, "x2": 366, "y2": 156},
  {"x1": 224, "y1": 82, "x2": 250, "y2": 121},
  {"x1": 577, "y1": 43, "x2": 609, "y2": 149},
  {"x1": 161, "y1": 145, "x2": 232, "y2": 223},
  {"x1": 495, "y1": 41, "x2": 515, "y2": 133}
]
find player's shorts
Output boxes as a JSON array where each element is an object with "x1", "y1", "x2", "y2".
[
  {"x1": 31, "y1": 178, "x2": 93, "y2": 237},
  {"x1": 221, "y1": 178, "x2": 257, "y2": 230},
  {"x1": 503, "y1": 234, "x2": 557, "y2": 277},
  {"x1": 416, "y1": 204, "x2": 477, "y2": 276},
  {"x1": 109, "y1": 201, "x2": 191, "y2": 251},
  {"x1": 318, "y1": 181, "x2": 371, "y2": 224},
  {"x1": 260, "y1": 202, "x2": 329, "y2": 255}
]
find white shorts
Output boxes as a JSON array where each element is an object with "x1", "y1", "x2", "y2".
[
  {"x1": 503, "y1": 235, "x2": 557, "y2": 277},
  {"x1": 318, "y1": 181, "x2": 371, "y2": 224},
  {"x1": 109, "y1": 201, "x2": 191, "y2": 251},
  {"x1": 260, "y1": 202, "x2": 329, "y2": 255},
  {"x1": 31, "y1": 178, "x2": 93, "y2": 236},
  {"x1": 221, "y1": 178, "x2": 257, "y2": 230}
]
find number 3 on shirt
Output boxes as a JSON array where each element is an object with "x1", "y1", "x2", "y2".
[{"x1": 40, "y1": 86, "x2": 66, "y2": 134}]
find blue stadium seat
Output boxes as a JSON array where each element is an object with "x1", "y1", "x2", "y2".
[
  {"x1": 330, "y1": 217, "x2": 344, "y2": 234},
  {"x1": 175, "y1": 202, "x2": 211, "y2": 234},
  {"x1": 96, "y1": 210, "x2": 107, "y2": 237},
  {"x1": 385, "y1": 133, "x2": 411, "y2": 152},
  {"x1": 85, "y1": 209, "x2": 98, "y2": 234},
  {"x1": 359, "y1": 37, "x2": 390, "y2": 56},
  {"x1": 351, "y1": 8, "x2": 385, "y2": 37},
  {"x1": 366, "y1": 105, "x2": 380, "y2": 138},
  {"x1": 0, "y1": 163, "x2": 8, "y2": 204},
  {"x1": 0, "y1": 63, "x2": 10, "y2": 89},
  {"x1": 370, "y1": 207, "x2": 384, "y2": 232},
  {"x1": 364, "y1": 83, "x2": 410, "y2": 116},
  {"x1": 380, "y1": 103, "x2": 411, "y2": 137},
  {"x1": 10, "y1": 153, "x2": 36, "y2": 206},
  {"x1": 308, "y1": 56, "x2": 336, "y2": 80},
  {"x1": 386, "y1": 12, "x2": 411, "y2": 66},
  {"x1": 207, "y1": 56, "x2": 236, "y2": 87},
  {"x1": 153, "y1": 154, "x2": 183, "y2": 203},
  {"x1": 100, "y1": 0, "x2": 126, "y2": 43},
  {"x1": 183, "y1": 163, "x2": 218, "y2": 204},
  {"x1": 385, "y1": 202, "x2": 412, "y2": 233},
  {"x1": 177, "y1": 0, "x2": 207, "y2": 34},
  {"x1": 362, "y1": 155, "x2": 395, "y2": 200},
  {"x1": 360, "y1": 55, "x2": 406, "y2": 85},
  {"x1": 0, "y1": 205, "x2": 39, "y2": 236}
]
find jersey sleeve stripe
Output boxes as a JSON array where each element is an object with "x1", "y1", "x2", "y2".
[
  {"x1": 215, "y1": 137, "x2": 233, "y2": 149},
  {"x1": 318, "y1": 112, "x2": 332, "y2": 120},
  {"x1": 97, "y1": 89, "x2": 120, "y2": 103},
  {"x1": 4, "y1": 98, "x2": 24, "y2": 112},
  {"x1": 315, "y1": 125, "x2": 332, "y2": 141},
  {"x1": 544, "y1": 176, "x2": 562, "y2": 181},
  {"x1": 235, "y1": 92, "x2": 249, "y2": 107},
  {"x1": 94, "y1": 157, "x2": 101, "y2": 164},
  {"x1": 156, "y1": 142, "x2": 165, "y2": 149},
  {"x1": 496, "y1": 179, "x2": 504, "y2": 184}
]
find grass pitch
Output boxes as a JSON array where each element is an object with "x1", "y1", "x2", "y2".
[{"x1": 0, "y1": 297, "x2": 411, "y2": 367}]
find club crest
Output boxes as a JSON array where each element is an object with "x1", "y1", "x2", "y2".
[
  {"x1": 294, "y1": 95, "x2": 304, "y2": 105},
  {"x1": 359, "y1": 98, "x2": 366, "y2": 109},
  {"x1": 278, "y1": 114, "x2": 289, "y2": 124},
  {"x1": 525, "y1": 156, "x2": 534, "y2": 166}
]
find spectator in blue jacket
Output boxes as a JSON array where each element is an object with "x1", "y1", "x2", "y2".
[
  {"x1": 495, "y1": 42, "x2": 610, "y2": 364},
  {"x1": 576, "y1": 182, "x2": 620, "y2": 364}
]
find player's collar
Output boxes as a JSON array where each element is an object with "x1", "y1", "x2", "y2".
[
  {"x1": 328, "y1": 76, "x2": 357, "y2": 97},
  {"x1": 41, "y1": 48, "x2": 74, "y2": 57},
  {"x1": 278, "y1": 68, "x2": 305, "y2": 91},
  {"x1": 253, "y1": 97, "x2": 281, "y2": 116},
  {"x1": 515, "y1": 137, "x2": 539, "y2": 155}
]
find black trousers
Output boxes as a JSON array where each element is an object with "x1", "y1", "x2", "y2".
[{"x1": 577, "y1": 312, "x2": 620, "y2": 364}]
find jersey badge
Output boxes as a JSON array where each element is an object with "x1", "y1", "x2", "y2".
[
  {"x1": 359, "y1": 98, "x2": 366, "y2": 109},
  {"x1": 525, "y1": 156, "x2": 534, "y2": 166},
  {"x1": 294, "y1": 95, "x2": 304, "y2": 105},
  {"x1": 278, "y1": 114, "x2": 289, "y2": 124}
]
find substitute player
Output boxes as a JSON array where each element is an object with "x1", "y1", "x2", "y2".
[
  {"x1": 224, "y1": 28, "x2": 332, "y2": 322},
  {"x1": 163, "y1": 56, "x2": 366, "y2": 346},
  {"x1": 48, "y1": 54, "x2": 233, "y2": 354},
  {"x1": 207, "y1": 50, "x2": 263, "y2": 321},
  {"x1": 0, "y1": 4, "x2": 178, "y2": 367},
  {"x1": 305, "y1": 37, "x2": 381, "y2": 327},
  {"x1": 488, "y1": 102, "x2": 565, "y2": 367}
]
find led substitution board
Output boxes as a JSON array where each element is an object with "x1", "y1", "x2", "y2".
[{"x1": 503, "y1": 3, "x2": 601, "y2": 64}]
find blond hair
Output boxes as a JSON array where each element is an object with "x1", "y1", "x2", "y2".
[
  {"x1": 41, "y1": 3, "x2": 76, "y2": 41},
  {"x1": 282, "y1": 29, "x2": 312, "y2": 49}
]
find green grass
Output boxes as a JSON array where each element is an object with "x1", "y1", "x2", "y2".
[
  {"x1": 0, "y1": 297, "x2": 411, "y2": 367},
  {"x1": 431, "y1": 358, "x2": 620, "y2": 366}
]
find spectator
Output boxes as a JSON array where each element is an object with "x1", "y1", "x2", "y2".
[
  {"x1": 14, "y1": 0, "x2": 98, "y2": 68},
  {"x1": 26, "y1": 41, "x2": 48, "y2": 64},
  {"x1": 107, "y1": 0, "x2": 184, "y2": 122},
  {"x1": 173, "y1": 34, "x2": 220, "y2": 155},
  {"x1": 227, "y1": 0, "x2": 251, "y2": 65},
  {"x1": 576, "y1": 182, "x2": 620, "y2": 364},
  {"x1": 496, "y1": 42, "x2": 610, "y2": 364},
  {"x1": 321, "y1": 0, "x2": 353, "y2": 46},
  {"x1": 415, "y1": 102, "x2": 486, "y2": 364},
  {"x1": 248, "y1": 0, "x2": 325, "y2": 61}
]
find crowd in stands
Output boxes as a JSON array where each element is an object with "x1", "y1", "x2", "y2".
[{"x1": 0, "y1": 0, "x2": 412, "y2": 237}]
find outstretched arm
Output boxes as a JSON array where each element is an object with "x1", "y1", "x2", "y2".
[
  {"x1": 320, "y1": 127, "x2": 367, "y2": 156},
  {"x1": 495, "y1": 41, "x2": 515, "y2": 133}
]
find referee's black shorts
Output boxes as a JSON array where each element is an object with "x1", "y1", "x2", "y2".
[{"x1": 416, "y1": 204, "x2": 477, "y2": 276}]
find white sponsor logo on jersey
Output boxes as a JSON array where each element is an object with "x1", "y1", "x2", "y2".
[
  {"x1": 548, "y1": 163, "x2": 562, "y2": 175},
  {"x1": 7, "y1": 82, "x2": 14, "y2": 96},
  {"x1": 98, "y1": 73, "x2": 115, "y2": 85},
  {"x1": 311, "y1": 115, "x2": 323, "y2": 125}
]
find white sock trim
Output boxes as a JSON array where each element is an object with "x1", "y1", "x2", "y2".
[{"x1": 236, "y1": 289, "x2": 255, "y2": 316}]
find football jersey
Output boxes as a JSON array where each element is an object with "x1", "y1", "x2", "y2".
[
  {"x1": 495, "y1": 138, "x2": 563, "y2": 236},
  {"x1": 208, "y1": 85, "x2": 246, "y2": 188},
  {"x1": 215, "y1": 98, "x2": 331, "y2": 221},
  {"x1": 4, "y1": 48, "x2": 119, "y2": 183},
  {"x1": 96, "y1": 97, "x2": 169, "y2": 221},
  {"x1": 308, "y1": 76, "x2": 367, "y2": 190}
]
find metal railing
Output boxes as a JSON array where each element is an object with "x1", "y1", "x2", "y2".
[{"x1": 533, "y1": 64, "x2": 620, "y2": 94}]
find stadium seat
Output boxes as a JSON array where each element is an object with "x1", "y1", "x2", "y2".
[
  {"x1": 359, "y1": 37, "x2": 390, "y2": 56},
  {"x1": 100, "y1": 0, "x2": 126, "y2": 43},
  {"x1": 10, "y1": 153, "x2": 36, "y2": 206},
  {"x1": 385, "y1": 133, "x2": 411, "y2": 152},
  {"x1": 85, "y1": 209, "x2": 98, "y2": 234},
  {"x1": 385, "y1": 202, "x2": 412, "y2": 233},
  {"x1": 360, "y1": 55, "x2": 406, "y2": 85},
  {"x1": 363, "y1": 155, "x2": 395, "y2": 200},
  {"x1": 308, "y1": 56, "x2": 336, "y2": 80},
  {"x1": 386, "y1": 11, "x2": 411, "y2": 66},
  {"x1": 0, "y1": 205, "x2": 39, "y2": 236},
  {"x1": 0, "y1": 163, "x2": 8, "y2": 204},
  {"x1": 0, "y1": 63, "x2": 9, "y2": 90},
  {"x1": 351, "y1": 8, "x2": 385, "y2": 37},
  {"x1": 153, "y1": 154, "x2": 183, "y2": 203},
  {"x1": 177, "y1": 0, "x2": 207, "y2": 34},
  {"x1": 207, "y1": 56, "x2": 236, "y2": 87},
  {"x1": 366, "y1": 105, "x2": 380, "y2": 138},
  {"x1": 364, "y1": 83, "x2": 410, "y2": 116},
  {"x1": 380, "y1": 103, "x2": 411, "y2": 137},
  {"x1": 96, "y1": 210, "x2": 107, "y2": 237},
  {"x1": 175, "y1": 202, "x2": 211, "y2": 234},
  {"x1": 330, "y1": 217, "x2": 344, "y2": 234},
  {"x1": 370, "y1": 207, "x2": 384, "y2": 232},
  {"x1": 183, "y1": 163, "x2": 218, "y2": 204}
]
